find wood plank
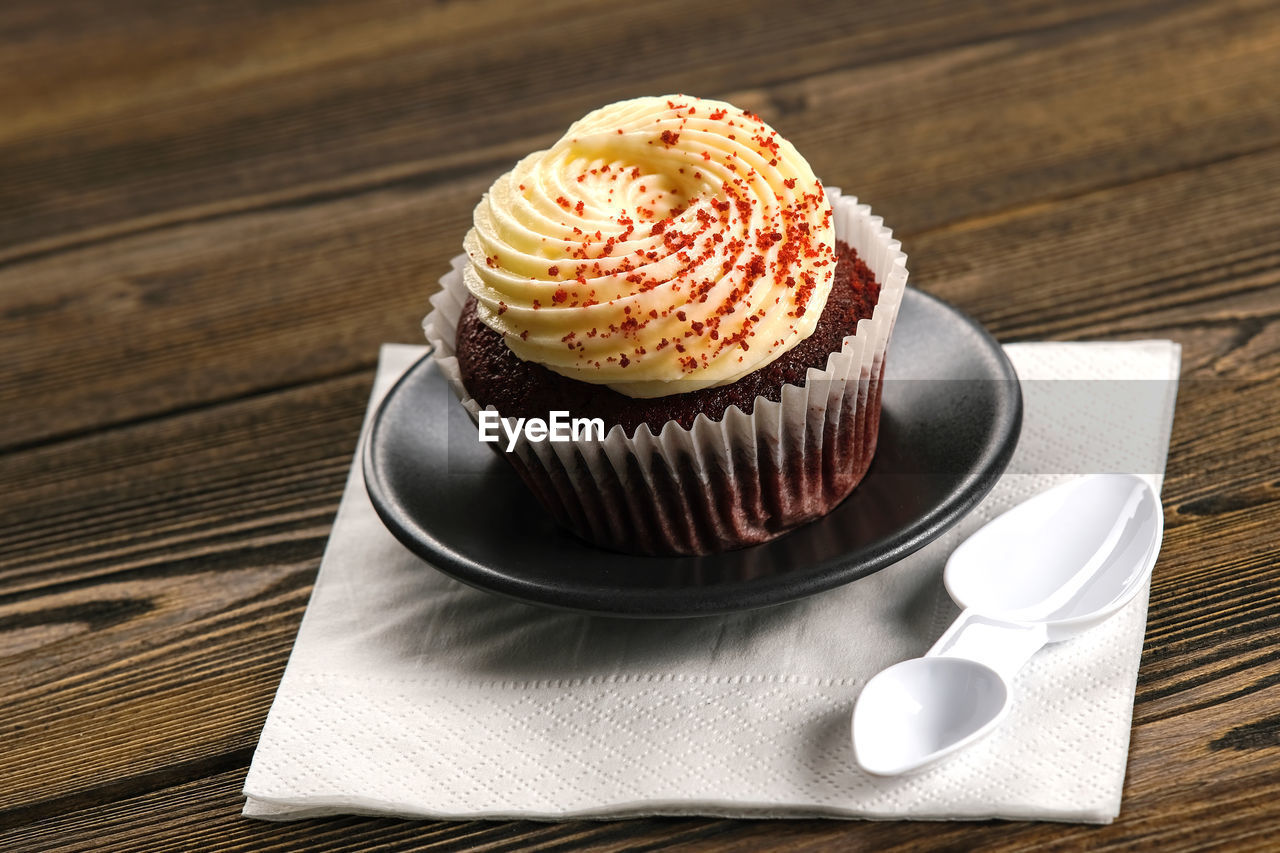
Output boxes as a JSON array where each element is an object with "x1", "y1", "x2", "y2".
[
  {"x1": 0, "y1": 768, "x2": 756, "y2": 852},
  {"x1": 910, "y1": 147, "x2": 1280, "y2": 351},
  {"x1": 0, "y1": 177, "x2": 478, "y2": 453},
  {"x1": 0, "y1": 377, "x2": 371, "y2": 819},
  {"x1": 0, "y1": 373, "x2": 369, "y2": 596},
  {"x1": 0, "y1": 0, "x2": 1188, "y2": 260}
]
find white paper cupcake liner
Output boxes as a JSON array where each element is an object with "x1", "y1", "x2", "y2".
[{"x1": 423, "y1": 189, "x2": 909, "y2": 555}]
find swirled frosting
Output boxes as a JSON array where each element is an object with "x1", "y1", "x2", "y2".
[{"x1": 462, "y1": 95, "x2": 835, "y2": 398}]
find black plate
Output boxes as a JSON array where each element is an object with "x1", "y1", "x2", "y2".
[{"x1": 364, "y1": 288, "x2": 1021, "y2": 617}]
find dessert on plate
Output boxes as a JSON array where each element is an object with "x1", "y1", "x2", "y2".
[{"x1": 424, "y1": 95, "x2": 908, "y2": 555}]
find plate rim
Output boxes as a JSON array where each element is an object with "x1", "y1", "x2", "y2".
[{"x1": 363, "y1": 287, "x2": 1022, "y2": 617}]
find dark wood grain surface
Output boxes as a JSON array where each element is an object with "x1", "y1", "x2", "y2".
[{"x1": 3, "y1": 0, "x2": 1279, "y2": 849}]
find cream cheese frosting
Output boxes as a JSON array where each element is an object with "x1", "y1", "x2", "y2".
[{"x1": 462, "y1": 95, "x2": 836, "y2": 398}]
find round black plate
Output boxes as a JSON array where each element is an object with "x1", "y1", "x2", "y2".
[{"x1": 364, "y1": 288, "x2": 1022, "y2": 617}]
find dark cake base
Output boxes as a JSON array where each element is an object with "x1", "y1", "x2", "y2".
[{"x1": 506, "y1": 359, "x2": 884, "y2": 556}]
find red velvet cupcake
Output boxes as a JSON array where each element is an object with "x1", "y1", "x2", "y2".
[{"x1": 424, "y1": 96, "x2": 908, "y2": 555}]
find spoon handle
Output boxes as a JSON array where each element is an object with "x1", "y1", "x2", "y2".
[{"x1": 926, "y1": 609, "x2": 1049, "y2": 683}]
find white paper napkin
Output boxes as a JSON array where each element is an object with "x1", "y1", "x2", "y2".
[{"x1": 243, "y1": 338, "x2": 1180, "y2": 823}]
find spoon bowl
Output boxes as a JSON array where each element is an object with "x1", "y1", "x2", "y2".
[
  {"x1": 853, "y1": 657, "x2": 1008, "y2": 776},
  {"x1": 945, "y1": 473, "x2": 1163, "y2": 637}
]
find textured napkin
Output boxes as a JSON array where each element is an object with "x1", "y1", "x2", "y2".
[{"x1": 243, "y1": 338, "x2": 1180, "y2": 823}]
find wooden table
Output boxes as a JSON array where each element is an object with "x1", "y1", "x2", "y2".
[{"x1": 3, "y1": 0, "x2": 1278, "y2": 849}]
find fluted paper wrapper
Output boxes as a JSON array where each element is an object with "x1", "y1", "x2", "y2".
[{"x1": 423, "y1": 190, "x2": 908, "y2": 555}]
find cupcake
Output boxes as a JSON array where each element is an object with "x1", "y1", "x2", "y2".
[{"x1": 424, "y1": 95, "x2": 908, "y2": 555}]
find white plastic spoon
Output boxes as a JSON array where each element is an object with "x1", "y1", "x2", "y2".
[{"x1": 852, "y1": 473, "x2": 1163, "y2": 776}]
